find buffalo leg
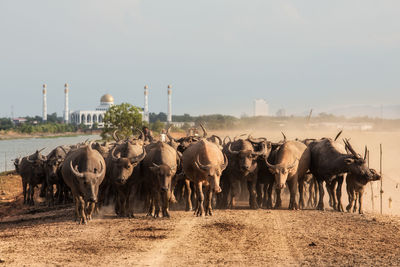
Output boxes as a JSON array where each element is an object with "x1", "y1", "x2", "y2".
[
  {"x1": 336, "y1": 175, "x2": 344, "y2": 212},
  {"x1": 185, "y1": 179, "x2": 193, "y2": 211},
  {"x1": 195, "y1": 182, "x2": 205, "y2": 217},
  {"x1": 256, "y1": 181, "x2": 263, "y2": 207},
  {"x1": 298, "y1": 177, "x2": 305, "y2": 209},
  {"x1": 358, "y1": 190, "x2": 364, "y2": 214},
  {"x1": 161, "y1": 190, "x2": 170, "y2": 218},
  {"x1": 204, "y1": 186, "x2": 213, "y2": 216},
  {"x1": 274, "y1": 187, "x2": 282, "y2": 209},
  {"x1": 316, "y1": 179, "x2": 325, "y2": 210},
  {"x1": 288, "y1": 178, "x2": 298, "y2": 210},
  {"x1": 346, "y1": 187, "x2": 355, "y2": 212},
  {"x1": 247, "y1": 179, "x2": 258, "y2": 209}
]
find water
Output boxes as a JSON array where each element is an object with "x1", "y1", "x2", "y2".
[{"x1": 0, "y1": 135, "x2": 101, "y2": 172}]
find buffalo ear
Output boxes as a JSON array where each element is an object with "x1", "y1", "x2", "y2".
[
  {"x1": 344, "y1": 158, "x2": 355, "y2": 165},
  {"x1": 268, "y1": 168, "x2": 276, "y2": 174}
]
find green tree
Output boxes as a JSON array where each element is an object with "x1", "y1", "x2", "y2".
[{"x1": 101, "y1": 103, "x2": 142, "y2": 140}]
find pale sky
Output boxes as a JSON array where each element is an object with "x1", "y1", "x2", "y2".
[{"x1": 1, "y1": 0, "x2": 399, "y2": 118}]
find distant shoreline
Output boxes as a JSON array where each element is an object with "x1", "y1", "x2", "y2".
[{"x1": 0, "y1": 130, "x2": 101, "y2": 141}]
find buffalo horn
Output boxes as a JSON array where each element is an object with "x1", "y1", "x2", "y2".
[
  {"x1": 131, "y1": 147, "x2": 146, "y2": 164},
  {"x1": 70, "y1": 161, "x2": 85, "y2": 178},
  {"x1": 223, "y1": 136, "x2": 232, "y2": 146},
  {"x1": 334, "y1": 130, "x2": 343, "y2": 141},
  {"x1": 199, "y1": 123, "x2": 207, "y2": 138},
  {"x1": 195, "y1": 154, "x2": 212, "y2": 171},
  {"x1": 227, "y1": 142, "x2": 239, "y2": 155}
]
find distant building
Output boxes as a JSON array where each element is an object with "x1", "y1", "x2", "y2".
[
  {"x1": 276, "y1": 108, "x2": 286, "y2": 117},
  {"x1": 12, "y1": 118, "x2": 27, "y2": 125},
  {"x1": 70, "y1": 94, "x2": 114, "y2": 128},
  {"x1": 253, "y1": 99, "x2": 268, "y2": 117}
]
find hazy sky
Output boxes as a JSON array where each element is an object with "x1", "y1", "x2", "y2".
[{"x1": 1, "y1": 0, "x2": 399, "y2": 118}]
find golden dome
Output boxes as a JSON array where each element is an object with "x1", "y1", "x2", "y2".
[{"x1": 100, "y1": 94, "x2": 114, "y2": 103}]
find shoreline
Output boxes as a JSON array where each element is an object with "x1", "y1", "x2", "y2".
[{"x1": 0, "y1": 131, "x2": 101, "y2": 141}]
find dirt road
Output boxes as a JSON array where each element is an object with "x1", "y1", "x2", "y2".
[{"x1": 1, "y1": 204, "x2": 400, "y2": 266}]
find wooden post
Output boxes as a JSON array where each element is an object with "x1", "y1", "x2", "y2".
[
  {"x1": 380, "y1": 144, "x2": 383, "y2": 215},
  {"x1": 368, "y1": 150, "x2": 374, "y2": 211}
]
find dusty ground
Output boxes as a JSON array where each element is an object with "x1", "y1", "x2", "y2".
[
  {"x1": 1, "y1": 174, "x2": 400, "y2": 266},
  {"x1": 1, "y1": 128, "x2": 400, "y2": 266}
]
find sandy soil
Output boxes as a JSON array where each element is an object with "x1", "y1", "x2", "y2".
[{"x1": 1, "y1": 202, "x2": 400, "y2": 266}]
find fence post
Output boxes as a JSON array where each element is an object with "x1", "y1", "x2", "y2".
[{"x1": 380, "y1": 144, "x2": 383, "y2": 215}]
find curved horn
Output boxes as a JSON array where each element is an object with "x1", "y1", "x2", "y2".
[
  {"x1": 95, "y1": 160, "x2": 106, "y2": 179},
  {"x1": 38, "y1": 147, "x2": 46, "y2": 153},
  {"x1": 70, "y1": 161, "x2": 85, "y2": 178},
  {"x1": 199, "y1": 123, "x2": 207, "y2": 138},
  {"x1": 130, "y1": 147, "x2": 146, "y2": 164},
  {"x1": 112, "y1": 130, "x2": 120, "y2": 142},
  {"x1": 111, "y1": 146, "x2": 120, "y2": 162},
  {"x1": 281, "y1": 132, "x2": 287, "y2": 142},
  {"x1": 59, "y1": 146, "x2": 68, "y2": 155},
  {"x1": 248, "y1": 135, "x2": 267, "y2": 144},
  {"x1": 234, "y1": 134, "x2": 246, "y2": 142},
  {"x1": 195, "y1": 154, "x2": 212, "y2": 171},
  {"x1": 211, "y1": 135, "x2": 222, "y2": 146},
  {"x1": 223, "y1": 136, "x2": 232, "y2": 146},
  {"x1": 252, "y1": 142, "x2": 266, "y2": 157},
  {"x1": 136, "y1": 128, "x2": 145, "y2": 142},
  {"x1": 364, "y1": 145, "x2": 368, "y2": 161},
  {"x1": 227, "y1": 142, "x2": 239, "y2": 155},
  {"x1": 26, "y1": 155, "x2": 36, "y2": 163},
  {"x1": 334, "y1": 130, "x2": 343, "y2": 141},
  {"x1": 221, "y1": 153, "x2": 228, "y2": 171},
  {"x1": 343, "y1": 139, "x2": 361, "y2": 158},
  {"x1": 166, "y1": 125, "x2": 177, "y2": 142},
  {"x1": 87, "y1": 141, "x2": 94, "y2": 151},
  {"x1": 265, "y1": 158, "x2": 277, "y2": 170}
]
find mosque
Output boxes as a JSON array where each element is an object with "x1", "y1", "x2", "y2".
[
  {"x1": 69, "y1": 94, "x2": 115, "y2": 128},
  {"x1": 41, "y1": 84, "x2": 173, "y2": 128}
]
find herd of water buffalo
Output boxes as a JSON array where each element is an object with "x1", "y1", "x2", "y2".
[{"x1": 11, "y1": 126, "x2": 381, "y2": 224}]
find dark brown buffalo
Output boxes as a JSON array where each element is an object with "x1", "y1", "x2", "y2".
[
  {"x1": 44, "y1": 146, "x2": 71, "y2": 206},
  {"x1": 104, "y1": 139, "x2": 146, "y2": 217},
  {"x1": 62, "y1": 142, "x2": 106, "y2": 224},
  {"x1": 220, "y1": 135, "x2": 269, "y2": 209},
  {"x1": 309, "y1": 138, "x2": 376, "y2": 211},
  {"x1": 346, "y1": 168, "x2": 381, "y2": 214},
  {"x1": 18, "y1": 148, "x2": 47, "y2": 205}
]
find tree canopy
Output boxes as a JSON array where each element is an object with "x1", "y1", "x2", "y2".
[{"x1": 101, "y1": 103, "x2": 142, "y2": 140}]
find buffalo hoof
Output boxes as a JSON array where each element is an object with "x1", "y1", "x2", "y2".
[{"x1": 359, "y1": 210, "x2": 364, "y2": 215}]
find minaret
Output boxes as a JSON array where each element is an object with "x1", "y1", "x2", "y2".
[
  {"x1": 144, "y1": 85, "x2": 149, "y2": 123},
  {"x1": 42, "y1": 84, "x2": 47, "y2": 122},
  {"x1": 64, "y1": 83, "x2": 69, "y2": 124},
  {"x1": 167, "y1": 85, "x2": 172, "y2": 123}
]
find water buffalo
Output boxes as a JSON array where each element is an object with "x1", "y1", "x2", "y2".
[
  {"x1": 182, "y1": 139, "x2": 228, "y2": 216},
  {"x1": 104, "y1": 139, "x2": 146, "y2": 217},
  {"x1": 141, "y1": 141, "x2": 179, "y2": 218},
  {"x1": 221, "y1": 135, "x2": 269, "y2": 209},
  {"x1": 44, "y1": 145, "x2": 71, "y2": 206},
  {"x1": 62, "y1": 142, "x2": 106, "y2": 224},
  {"x1": 346, "y1": 168, "x2": 381, "y2": 214},
  {"x1": 265, "y1": 140, "x2": 311, "y2": 210},
  {"x1": 18, "y1": 149, "x2": 47, "y2": 205},
  {"x1": 309, "y1": 138, "x2": 376, "y2": 211}
]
